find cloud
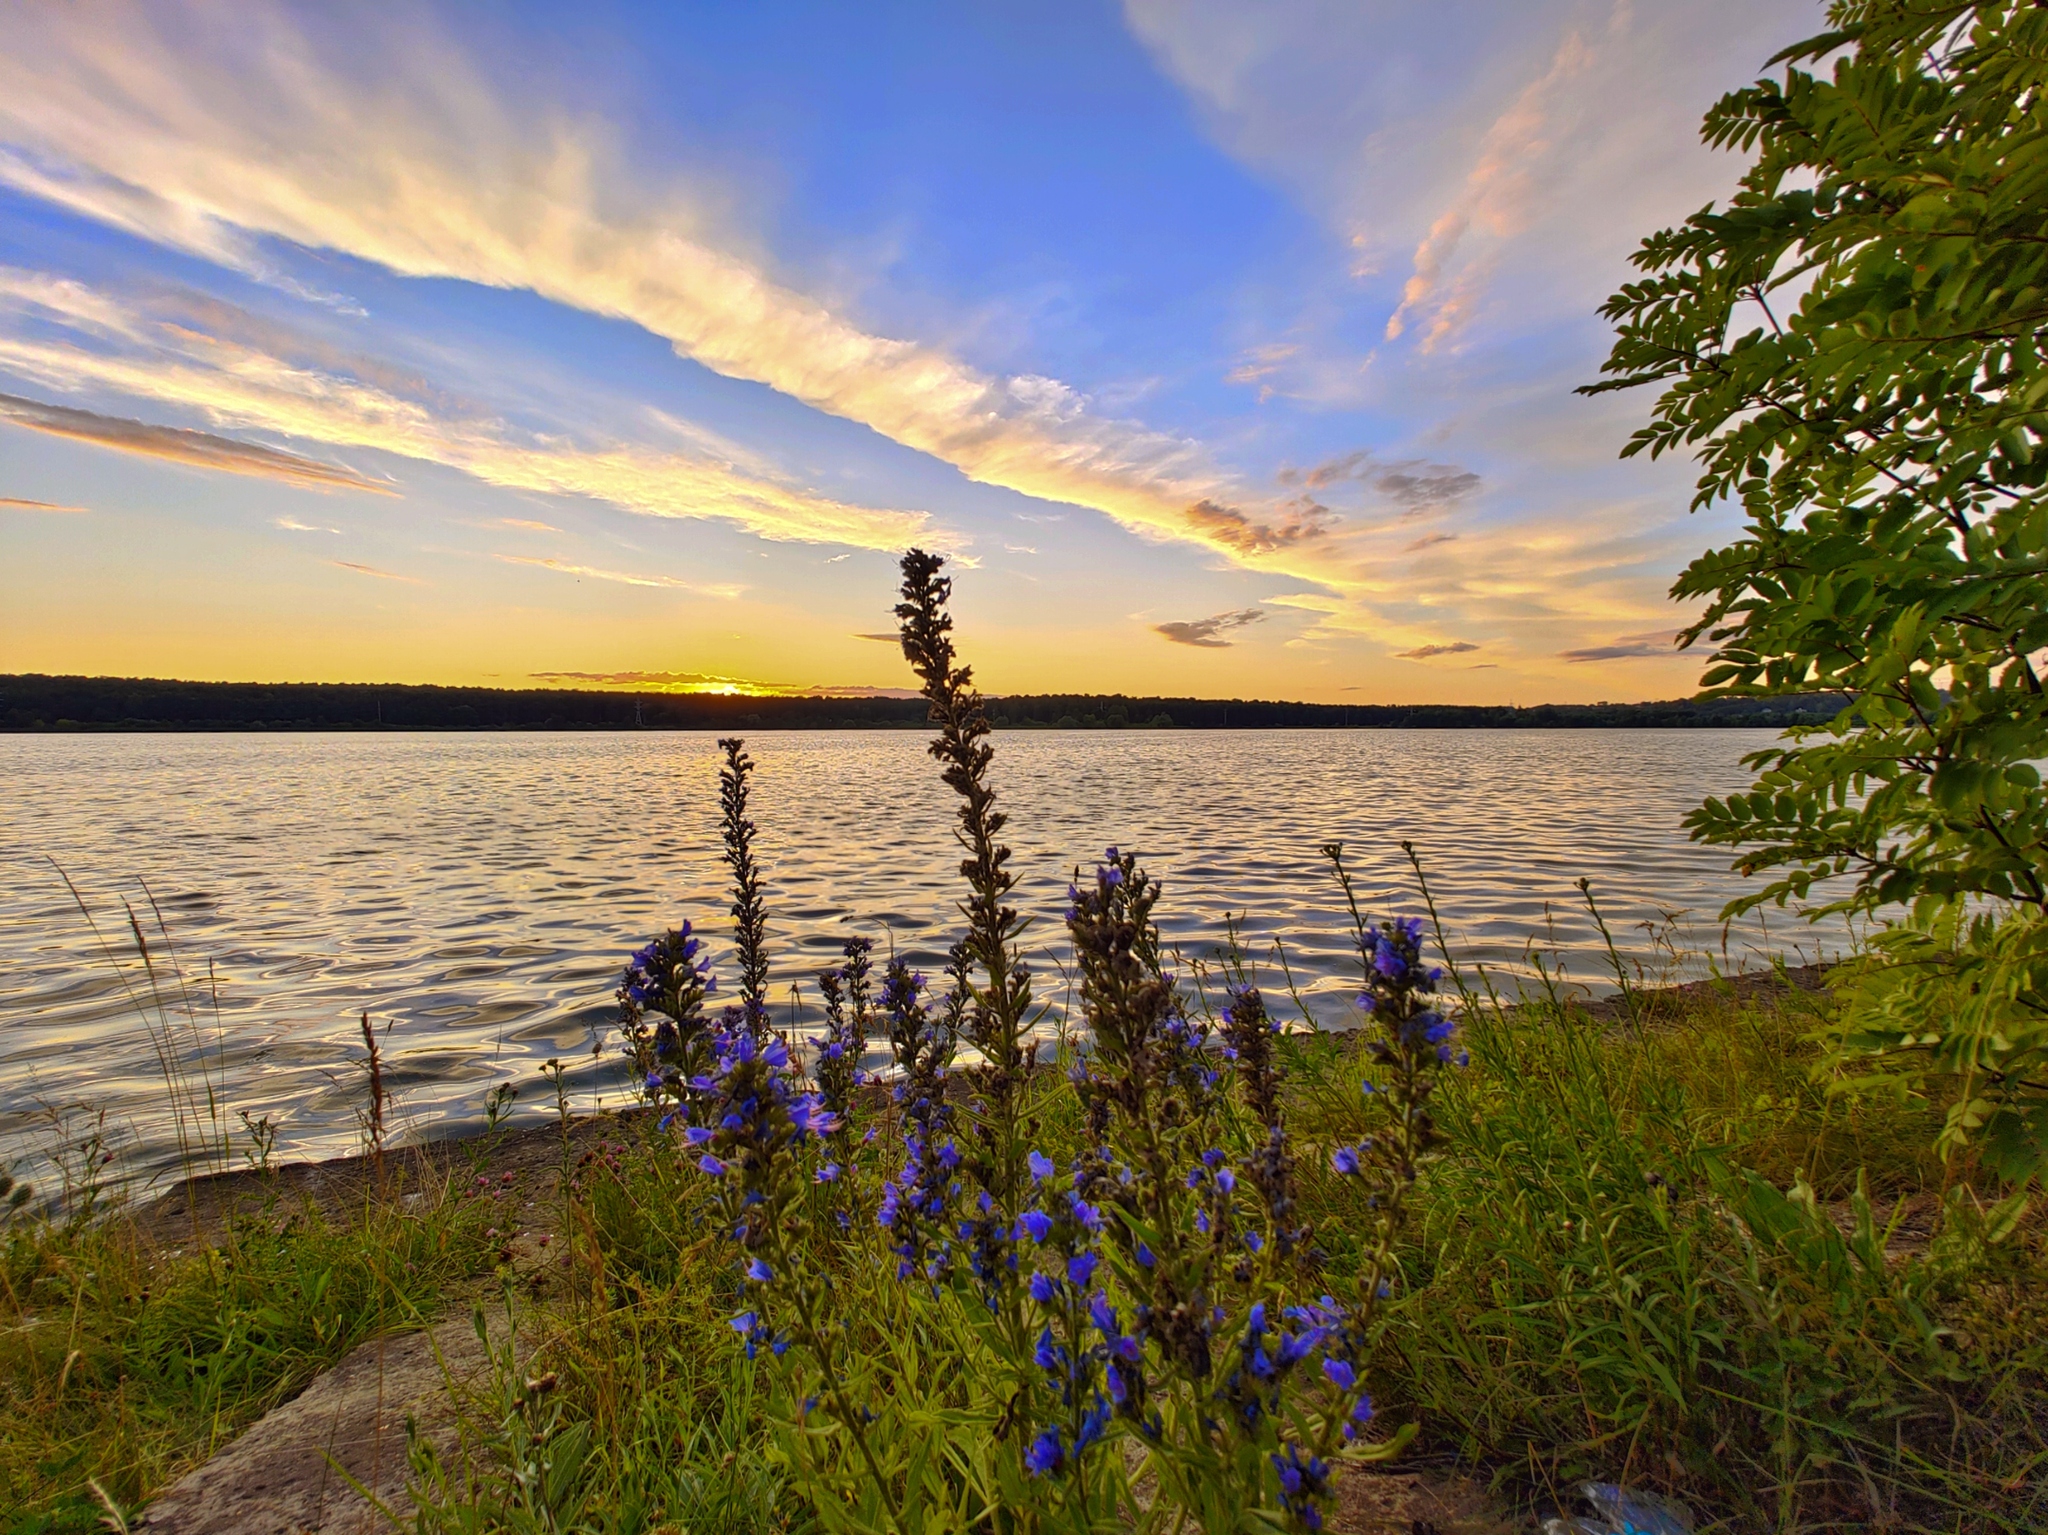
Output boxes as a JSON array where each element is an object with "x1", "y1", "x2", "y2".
[
  {"x1": 0, "y1": 495, "x2": 87, "y2": 512},
  {"x1": 1004, "y1": 543, "x2": 1037, "y2": 555},
  {"x1": 1559, "y1": 630, "x2": 1679, "y2": 663},
  {"x1": 1405, "y1": 531, "x2": 1457, "y2": 551},
  {"x1": 1395, "y1": 640, "x2": 1479, "y2": 659},
  {"x1": 853, "y1": 632, "x2": 901, "y2": 642},
  {"x1": 0, "y1": 388, "x2": 392, "y2": 491},
  {"x1": 1154, "y1": 607, "x2": 1266, "y2": 648},
  {"x1": 274, "y1": 515, "x2": 339, "y2": 532},
  {"x1": 495, "y1": 555, "x2": 745, "y2": 598},
  {"x1": 1261, "y1": 590, "x2": 1342, "y2": 613},
  {"x1": 497, "y1": 517, "x2": 560, "y2": 532},
  {"x1": 0, "y1": 272, "x2": 935, "y2": 551},
  {"x1": 0, "y1": 5, "x2": 1321, "y2": 568},
  {"x1": 1384, "y1": 28, "x2": 1596, "y2": 350},
  {"x1": 1226, "y1": 341, "x2": 1302, "y2": 397},
  {"x1": 1183, "y1": 497, "x2": 1332, "y2": 554},
  {"x1": 330, "y1": 559, "x2": 416, "y2": 582},
  {"x1": 1291, "y1": 450, "x2": 1480, "y2": 511}
]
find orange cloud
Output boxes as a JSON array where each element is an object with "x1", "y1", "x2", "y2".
[
  {"x1": 0, "y1": 389, "x2": 390, "y2": 492},
  {"x1": 1, "y1": 495, "x2": 88, "y2": 512}
]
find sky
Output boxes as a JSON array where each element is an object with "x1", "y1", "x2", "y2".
[{"x1": 0, "y1": 0, "x2": 1823, "y2": 704}]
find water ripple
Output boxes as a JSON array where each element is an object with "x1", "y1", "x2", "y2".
[{"x1": 0, "y1": 729, "x2": 1852, "y2": 1187}]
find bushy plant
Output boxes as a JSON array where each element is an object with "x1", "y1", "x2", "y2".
[
  {"x1": 1585, "y1": 0, "x2": 2048, "y2": 1175},
  {"x1": 1829, "y1": 898, "x2": 2048, "y2": 1181},
  {"x1": 1585, "y1": 0, "x2": 2048, "y2": 918},
  {"x1": 600, "y1": 551, "x2": 1463, "y2": 1534}
]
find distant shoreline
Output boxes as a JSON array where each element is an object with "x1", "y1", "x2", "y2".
[{"x1": 0, "y1": 674, "x2": 1848, "y2": 733}]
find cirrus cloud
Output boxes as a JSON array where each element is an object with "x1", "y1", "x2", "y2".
[{"x1": 0, "y1": 388, "x2": 390, "y2": 492}]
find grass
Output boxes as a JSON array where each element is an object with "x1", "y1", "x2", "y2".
[
  {"x1": 0, "y1": 1164, "x2": 502, "y2": 1533},
  {"x1": 1307, "y1": 967, "x2": 2046, "y2": 1530},
  {"x1": 3, "y1": 882, "x2": 2041, "y2": 1534},
  {"x1": 386, "y1": 955, "x2": 2044, "y2": 1535}
]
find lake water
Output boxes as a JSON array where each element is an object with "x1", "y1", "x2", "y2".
[{"x1": 0, "y1": 729, "x2": 1854, "y2": 1188}]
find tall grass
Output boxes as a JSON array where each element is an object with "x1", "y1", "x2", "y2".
[{"x1": 0, "y1": 873, "x2": 506, "y2": 1534}]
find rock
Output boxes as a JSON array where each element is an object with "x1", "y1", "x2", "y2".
[{"x1": 141, "y1": 1308, "x2": 513, "y2": 1535}]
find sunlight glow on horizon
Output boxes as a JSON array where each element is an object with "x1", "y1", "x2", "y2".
[{"x1": 0, "y1": 0, "x2": 1824, "y2": 705}]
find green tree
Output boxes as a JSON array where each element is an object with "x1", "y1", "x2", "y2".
[
  {"x1": 1584, "y1": 0, "x2": 2048, "y2": 918},
  {"x1": 1588, "y1": 2, "x2": 2048, "y2": 1178}
]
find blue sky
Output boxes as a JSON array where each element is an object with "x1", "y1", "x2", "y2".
[{"x1": 0, "y1": 0, "x2": 1821, "y2": 701}]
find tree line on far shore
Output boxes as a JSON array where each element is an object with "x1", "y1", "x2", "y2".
[{"x1": 0, "y1": 674, "x2": 1851, "y2": 733}]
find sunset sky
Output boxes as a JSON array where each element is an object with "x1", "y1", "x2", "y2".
[{"x1": 0, "y1": 0, "x2": 1818, "y2": 703}]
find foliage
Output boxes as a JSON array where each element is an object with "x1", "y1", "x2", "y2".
[
  {"x1": 1829, "y1": 897, "x2": 2048, "y2": 1182},
  {"x1": 431, "y1": 904, "x2": 2048, "y2": 1535},
  {"x1": 1583, "y1": 0, "x2": 2048, "y2": 918},
  {"x1": 1308, "y1": 950, "x2": 2046, "y2": 1533}
]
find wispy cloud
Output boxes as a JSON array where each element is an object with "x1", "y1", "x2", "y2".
[
  {"x1": 0, "y1": 495, "x2": 87, "y2": 512},
  {"x1": 330, "y1": 559, "x2": 417, "y2": 582},
  {"x1": 0, "y1": 389, "x2": 391, "y2": 491},
  {"x1": 1560, "y1": 630, "x2": 1679, "y2": 663},
  {"x1": 853, "y1": 631, "x2": 901, "y2": 642},
  {"x1": 495, "y1": 554, "x2": 745, "y2": 599},
  {"x1": 1395, "y1": 640, "x2": 1479, "y2": 660},
  {"x1": 497, "y1": 517, "x2": 560, "y2": 532},
  {"x1": 1283, "y1": 450, "x2": 1480, "y2": 512},
  {"x1": 1225, "y1": 341, "x2": 1302, "y2": 399},
  {"x1": 0, "y1": 273, "x2": 935, "y2": 550},
  {"x1": 1154, "y1": 607, "x2": 1265, "y2": 648},
  {"x1": 1385, "y1": 29, "x2": 1596, "y2": 351},
  {"x1": 0, "y1": 5, "x2": 1340, "y2": 569},
  {"x1": 274, "y1": 515, "x2": 339, "y2": 532}
]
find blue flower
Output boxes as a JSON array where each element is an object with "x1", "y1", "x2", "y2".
[
  {"x1": 745, "y1": 1257, "x2": 774, "y2": 1283},
  {"x1": 1067, "y1": 1252, "x2": 1099, "y2": 1288},
  {"x1": 1343, "y1": 1392, "x2": 1376, "y2": 1441},
  {"x1": 1271, "y1": 1443, "x2": 1331, "y2": 1529},
  {"x1": 1088, "y1": 1292, "x2": 1118, "y2": 1336},
  {"x1": 697, "y1": 1154, "x2": 727, "y2": 1176},
  {"x1": 1322, "y1": 1357, "x2": 1357, "y2": 1390},
  {"x1": 1029, "y1": 1271, "x2": 1059, "y2": 1304},
  {"x1": 1331, "y1": 1145, "x2": 1360, "y2": 1176},
  {"x1": 728, "y1": 1310, "x2": 757, "y2": 1334},
  {"x1": 1017, "y1": 1209, "x2": 1053, "y2": 1243},
  {"x1": 1025, "y1": 1425, "x2": 1065, "y2": 1476},
  {"x1": 1076, "y1": 1398, "x2": 1110, "y2": 1451},
  {"x1": 1033, "y1": 1327, "x2": 1062, "y2": 1371},
  {"x1": 1028, "y1": 1150, "x2": 1056, "y2": 1182}
]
